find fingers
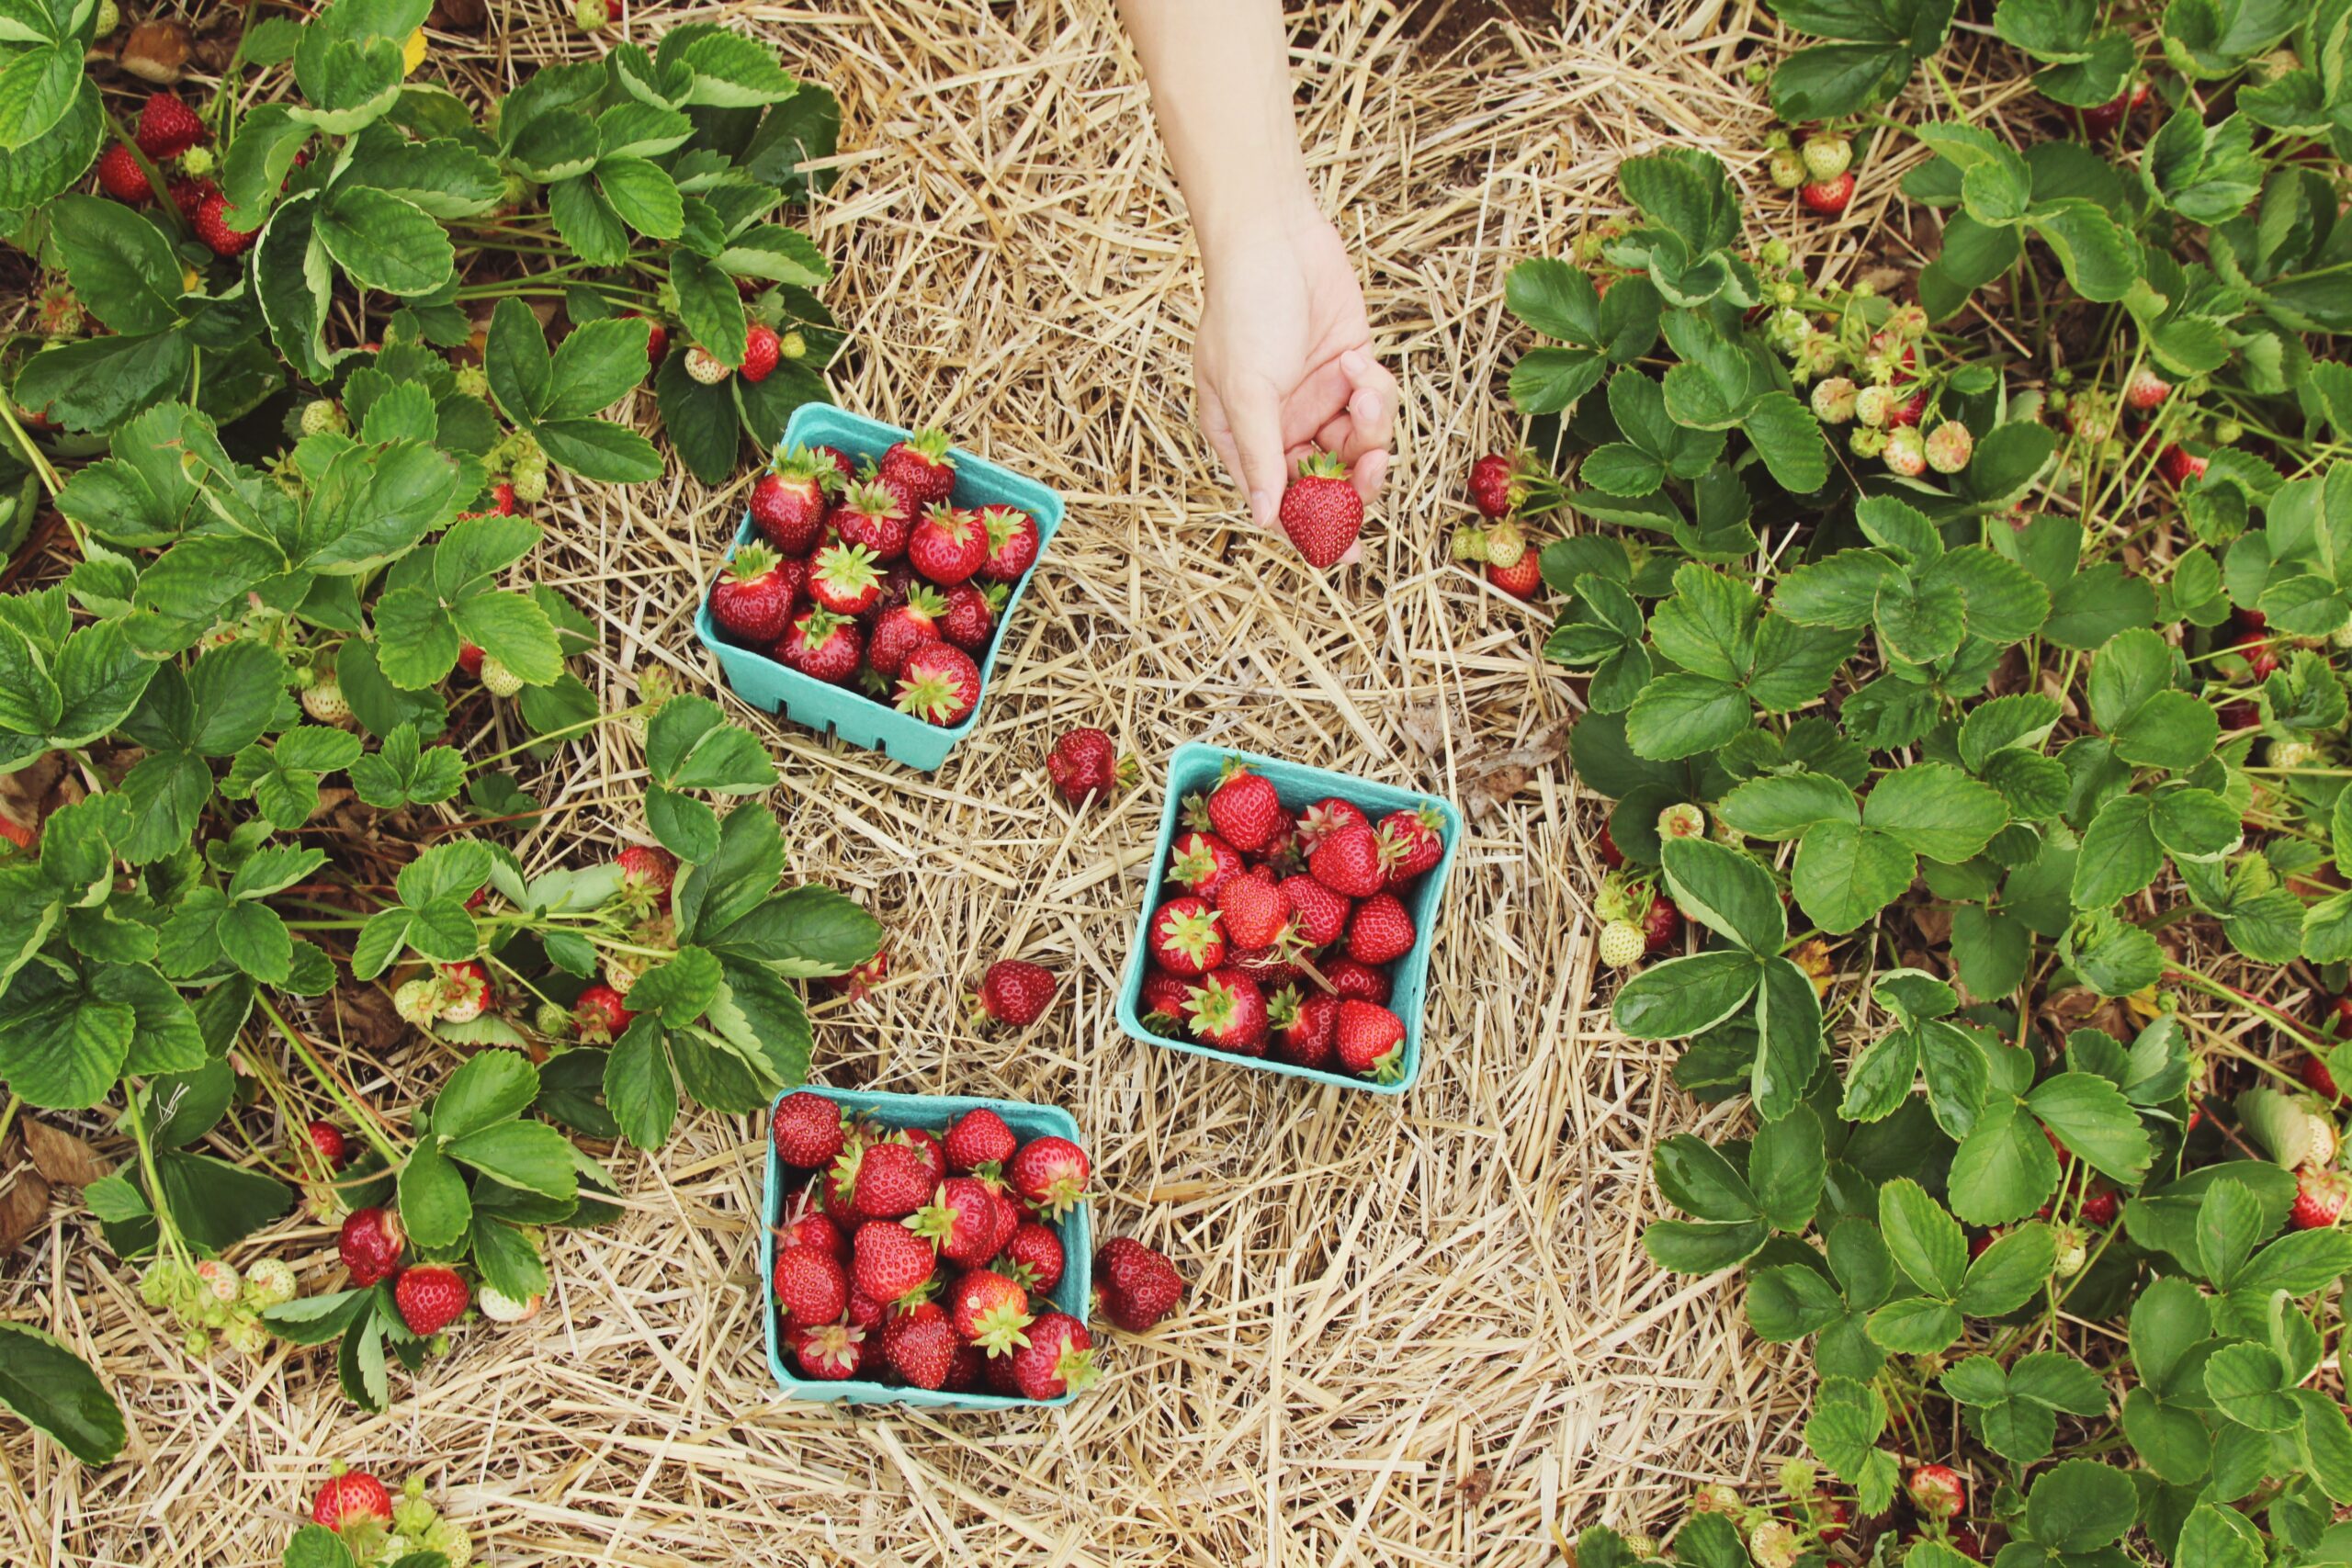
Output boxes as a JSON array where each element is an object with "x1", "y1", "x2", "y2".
[
  {"x1": 1223, "y1": 376, "x2": 1294, "y2": 532},
  {"x1": 1337, "y1": 350, "x2": 1397, "y2": 502},
  {"x1": 1196, "y1": 380, "x2": 1249, "y2": 510}
]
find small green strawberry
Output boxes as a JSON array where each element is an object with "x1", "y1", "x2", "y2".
[{"x1": 1599, "y1": 921, "x2": 1645, "y2": 968}]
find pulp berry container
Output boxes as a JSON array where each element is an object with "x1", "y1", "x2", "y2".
[
  {"x1": 760, "y1": 1085, "x2": 1094, "y2": 1410},
  {"x1": 1114, "y1": 742, "x2": 1462, "y2": 1095},
  {"x1": 695, "y1": 405, "x2": 1065, "y2": 773}
]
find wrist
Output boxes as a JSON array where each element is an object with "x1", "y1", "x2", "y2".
[{"x1": 1196, "y1": 179, "x2": 1320, "y2": 276}]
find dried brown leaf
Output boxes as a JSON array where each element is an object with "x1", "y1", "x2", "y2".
[{"x1": 23, "y1": 1115, "x2": 111, "y2": 1188}]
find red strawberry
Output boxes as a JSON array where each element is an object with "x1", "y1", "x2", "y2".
[
  {"x1": 938, "y1": 581, "x2": 997, "y2": 651},
  {"x1": 1138, "y1": 966, "x2": 1194, "y2": 1033},
  {"x1": 814, "y1": 446, "x2": 854, "y2": 480},
  {"x1": 2293, "y1": 1167, "x2": 2348, "y2": 1229},
  {"x1": 710, "y1": 546, "x2": 794, "y2": 644},
  {"x1": 867, "y1": 587, "x2": 947, "y2": 679},
  {"x1": 1147, "y1": 895, "x2": 1227, "y2": 977},
  {"x1": 96, "y1": 143, "x2": 152, "y2": 203},
  {"x1": 2079, "y1": 80, "x2": 2149, "y2": 138},
  {"x1": 777, "y1": 1202, "x2": 845, "y2": 1259},
  {"x1": 1276, "y1": 450, "x2": 1363, "y2": 568},
  {"x1": 1310, "y1": 822, "x2": 1387, "y2": 898},
  {"x1": 572, "y1": 982, "x2": 634, "y2": 1043},
  {"x1": 1203, "y1": 761, "x2": 1283, "y2": 852},
  {"x1": 844, "y1": 1288, "x2": 887, "y2": 1331},
  {"x1": 779, "y1": 607, "x2": 864, "y2": 684},
  {"x1": 1267, "y1": 987, "x2": 1339, "y2": 1069},
  {"x1": 1185, "y1": 968, "x2": 1270, "y2": 1055},
  {"x1": 137, "y1": 93, "x2": 206, "y2": 160},
  {"x1": 1295, "y1": 797, "x2": 1370, "y2": 853},
  {"x1": 304, "y1": 1120, "x2": 348, "y2": 1170},
  {"x1": 944, "y1": 1107, "x2": 1018, "y2": 1173},
  {"x1": 640, "y1": 316, "x2": 668, "y2": 370},
  {"x1": 1007, "y1": 1135, "x2": 1090, "y2": 1219},
  {"x1": 1319, "y1": 956, "x2": 1390, "y2": 1004},
  {"x1": 832, "y1": 480, "x2": 911, "y2": 561},
  {"x1": 853, "y1": 1141, "x2": 934, "y2": 1220},
  {"x1": 1215, "y1": 872, "x2": 1288, "y2": 951},
  {"x1": 2302, "y1": 1052, "x2": 2344, "y2": 1101},
  {"x1": 616, "y1": 844, "x2": 674, "y2": 900},
  {"x1": 878, "y1": 427, "x2": 957, "y2": 507},
  {"x1": 880, "y1": 1301, "x2": 959, "y2": 1389},
  {"x1": 896, "y1": 641, "x2": 982, "y2": 727},
  {"x1": 947, "y1": 1268, "x2": 1035, "y2": 1355},
  {"x1": 792, "y1": 1321, "x2": 866, "y2": 1380},
  {"x1": 1640, "y1": 892, "x2": 1682, "y2": 954},
  {"x1": 1345, "y1": 892, "x2": 1416, "y2": 965},
  {"x1": 770, "y1": 1091, "x2": 847, "y2": 1168},
  {"x1": 1000, "y1": 1221, "x2": 1064, "y2": 1293},
  {"x1": 1906, "y1": 1464, "x2": 1965, "y2": 1519},
  {"x1": 750, "y1": 448, "x2": 838, "y2": 554},
  {"x1": 975, "y1": 504, "x2": 1041, "y2": 583},
  {"x1": 2219, "y1": 699, "x2": 2258, "y2": 730},
  {"x1": 1596, "y1": 823, "x2": 1623, "y2": 868},
  {"x1": 1168, "y1": 829, "x2": 1246, "y2": 898},
  {"x1": 1800, "y1": 172, "x2": 1855, "y2": 216},
  {"x1": 1489, "y1": 552, "x2": 1544, "y2": 600},
  {"x1": 338, "y1": 1207, "x2": 404, "y2": 1286},
  {"x1": 771, "y1": 1243, "x2": 850, "y2": 1324},
  {"x1": 195, "y1": 190, "x2": 258, "y2": 257},
  {"x1": 2080, "y1": 1187, "x2": 2119, "y2": 1227},
  {"x1": 2159, "y1": 445, "x2": 2207, "y2": 486},
  {"x1": 1333, "y1": 999, "x2": 1407, "y2": 1080},
  {"x1": 910, "y1": 1176, "x2": 1001, "y2": 1267},
  {"x1": 969, "y1": 958, "x2": 1057, "y2": 1029},
  {"x1": 895, "y1": 1127, "x2": 947, "y2": 1183},
  {"x1": 1094, "y1": 1237, "x2": 1183, "y2": 1332},
  {"x1": 908, "y1": 503, "x2": 988, "y2": 586},
  {"x1": 1376, "y1": 806, "x2": 1447, "y2": 885},
  {"x1": 1278, "y1": 874, "x2": 1350, "y2": 950},
  {"x1": 1229, "y1": 944, "x2": 1301, "y2": 992},
  {"x1": 824, "y1": 949, "x2": 888, "y2": 1001},
  {"x1": 1046, "y1": 727, "x2": 1136, "y2": 804},
  {"x1": 1468, "y1": 452, "x2": 1522, "y2": 519},
  {"x1": 168, "y1": 176, "x2": 214, "y2": 223},
  {"x1": 807, "y1": 542, "x2": 883, "y2": 615},
  {"x1": 457, "y1": 642, "x2": 486, "y2": 678},
  {"x1": 1255, "y1": 813, "x2": 1307, "y2": 877},
  {"x1": 1009, "y1": 1311, "x2": 1097, "y2": 1399},
  {"x1": 392, "y1": 1264, "x2": 469, "y2": 1335},
  {"x1": 312, "y1": 1470, "x2": 393, "y2": 1530},
  {"x1": 944, "y1": 1342, "x2": 988, "y2": 1392},
  {"x1": 851, "y1": 1218, "x2": 936, "y2": 1303},
  {"x1": 739, "y1": 323, "x2": 781, "y2": 382}
]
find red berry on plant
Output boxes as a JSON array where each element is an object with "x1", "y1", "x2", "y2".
[{"x1": 392, "y1": 1264, "x2": 469, "y2": 1335}]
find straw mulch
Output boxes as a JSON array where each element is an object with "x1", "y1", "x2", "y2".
[{"x1": 4, "y1": 1, "x2": 1837, "y2": 1562}]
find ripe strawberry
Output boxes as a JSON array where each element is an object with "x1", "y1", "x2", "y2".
[
  {"x1": 1147, "y1": 895, "x2": 1227, "y2": 977},
  {"x1": 946, "y1": 1268, "x2": 1035, "y2": 1355},
  {"x1": 338, "y1": 1207, "x2": 405, "y2": 1286},
  {"x1": 2292, "y1": 1167, "x2": 2348, "y2": 1229},
  {"x1": 168, "y1": 175, "x2": 214, "y2": 223},
  {"x1": 1277, "y1": 450, "x2": 1363, "y2": 567},
  {"x1": 1334, "y1": 999, "x2": 1408, "y2": 1080},
  {"x1": 777, "y1": 1202, "x2": 846, "y2": 1259},
  {"x1": 944, "y1": 1107, "x2": 1018, "y2": 1173},
  {"x1": 1467, "y1": 453, "x2": 1521, "y2": 519},
  {"x1": 1229, "y1": 944, "x2": 1301, "y2": 992},
  {"x1": 1094, "y1": 1237, "x2": 1183, "y2": 1332},
  {"x1": 2124, "y1": 368, "x2": 2170, "y2": 411},
  {"x1": 616, "y1": 844, "x2": 674, "y2": 903},
  {"x1": 640, "y1": 316, "x2": 668, "y2": 370},
  {"x1": 1345, "y1": 892, "x2": 1416, "y2": 965},
  {"x1": 710, "y1": 546, "x2": 795, "y2": 645},
  {"x1": 832, "y1": 480, "x2": 911, "y2": 561},
  {"x1": 881, "y1": 1300, "x2": 959, "y2": 1389},
  {"x1": 895, "y1": 1126, "x2": 947, "y2": 1183},
  {"x1": 779, "y1": 607, "x2": 864, "y2": 684},
  {"x1": 1907, "y1": 1464, "x2": 1965, "y2": 1519},
  {"x1": 739, "y1": 323, "x2": 781, "y2": 382},
  {"x1": 1009, "y1": 1311, "x2": 1097, "y2": 1399},
  {"x1": 792, "y1": 1320, "x2": 866, "y2": 1380},
  {"x1": 96, "y1": 142, "x2": 151, "y2": 203},
  {"x1": 392, "y1": 1264, "x2": 469, "y2": 1335},
  {"x1": 1215, "y1": 873, "x2": 1289, "y2": 951},
  {"x1": 1489, "y1": 552, "x2": 1544, "y2": 600},
  {"x1": 843, "y1": 1288, "x2": 887, "y2": 1331},
  {"x1": 1376, "y1": 806, "x2": 1447, "y2": 885},
  {"x1": 1202, "y1": 761, "x2": 1283, "y2": 852},
  {"x1": 975, "y1": 504, "x2": 1041, "y2": 583},
  {"x1": 938, "y1": 581, "x2": 997, "y2": 650},
  {"x1": 2080, "y1": 1187, "x2": 2119, "y2": 1227},
  {"x1": 312, "y1": 1469, "x2": 394, "y2": 1531},
  {"x1": 1799, "y1": 172, "x2": 1855, "y2": 217},
  {"x1": 750, "y1": 450, "x2": 838, "y2": 554},
  {"x1": 878, "y1": 427, "x2": 957, "y2": 507},
  {"x1": 1008, "y1": 1134, "x2": 1090, "y2": 1219},
  {"x1": 1277, "y1": 874, "x2": 1350, "y2": 950},
  {"x1": 1319, "y1": 956, "x2": 1390, "y2": 1003},
  {"x1": 852, "y1": 1218, "x2": 936, "y2": 1303},
  {"x1": 770, "y1": 1091, "x2": 847, "y2": 1168},
  {"x1": 1169, "y1": 829, "x2": 1246, "y2": 898},
  {"x1": 772, "y1": 1243, "x2": 850, "y2": 1324},
  {"x1": 1000, "y1": 1221, "x2": 1064, "y2": 1293},
  {"x1": 908, "y1": 503, "x2": 989, "y2": 586},
  {"x1": 2080, "y1": 81, "x2": 2149, "y2": 138},
  {"x1": 1291, "y1": 800, "x2": 1366, "y2": 859},
  {"x1": 194, "y1": 190, "x2": 258, "y2": 257},
  {"x1": 866, "y1": 587, "x2": 946, "y2": 679},
  {"x1": 1138, "y1": 965, "x2": 1195, "y2": 1033},
  {"x1": 984, "y1": 1184, "x2": 1024, "y2": 1254},
  {"x1": 1046, "y1": 727, "x2": 1136, "y2": 803},
  {"x1": 1185, "y1": 968, "x2": 1270, "y2": 1055},
  {"x1": 853, "y1": 1141, "x2": 934, "y2": 1220},
  {"x1": 944, "y1": 1342, "x2": 988, "y2": 1392},
  {"x1": 457, "y1": 641, "x2": 486, "y2": 678},
  {"x1": 572, "y1": 982, "x2": 634, "y2": 1042},
  {"x1": 966, "y1": 958, "x2": 1057, "y2": 1029},
  {"x1": 1268, "y1": 986, "x2": 1340, "y2": 1069},
  {"x1": 807, "y1": 542, "x2": 883, "y2": 615},
  {"x1": 1310, "y1": 822, "x2": 1388, "y2": 898},
  {"x1": 2159, "y1": 445, "x2": 2207, "y2": 486},
  {"x1": 896, "y1": 641, "x2": 982, "y2": 727},
  {"x1": 304, "y1": 1119, "x2": 348, "y2": 1169},
  {"x1": 2302, "y1": 1052, "x2": 2344, "y2": 1101},
  {"x1": 1639, "y1": 892, "x2": 1682, "y2": 954},
  {"x1": 137, "y1": 93, "x2": 206, "y2": 160},
  {"x1": 910, "y1": 1176, "x2": 1000, "y2": 1266}
]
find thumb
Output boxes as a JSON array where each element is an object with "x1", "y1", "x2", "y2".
[{"x1": 1225, "y1": 378, "x2": 1293, "y2": 532}]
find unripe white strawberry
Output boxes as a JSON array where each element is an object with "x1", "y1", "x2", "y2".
[
  {"x1": 241, "y1": 1258, "x2": 297, "y2": 1309},
  {"x1": 1767, "y1": 148, "x2": 1806, "y2": 190},
  {"x1": 510, "y1": 462, "x2": 548, "y2": 505},
  {"x1": 1657, "y1": 802, "x2": 1705, "y2": 841},
  {"x1": 1811, "y1": 377, "x2": 1860, "y2": 423},
  {"x1": 1599, "y1": 921, "x2": 1645, "y2": 969},
  {"x1": 1885, "y1": 303, "x2": 1928, "y2": 339},
  {"x1": 300, "y1": 677, "x2": 351, "y2": 725},
  {"x1": 2270, "y1": 739, "x2": 2318, "y2": 770},
  {"x1": 1801, "y1": 134, "x2": 1852, "y2": 182},
  {"x1": 1883, "y1": 426, "x2": 1928, "y2": 478},
  {"x1": 604, "y1": 950, "x2": 648, "y2": 996},
  {"x1": 299, "y1": 399, "x2": 345, "y2": 437},
  {"x1": 781, "y1": 330, "x2": 807, "y2": 360},
  {"x1": 684, "y1": 345, "x2": 730, "y2": 384},
  {"x1": 2124, "y1": 368, "x2": 2170, "y2": 411},
  {"x1": 1484, "y1": 519, "x2": 1529, "y2": 570},
  {"x1": 194, "y1": 1258, "x2": 241, "y2": 1303},
  {"x1": 1749, "y1": 1520, "x2": 1801, "y2": 1568},
  {"x1": 1452, "y1": 526, "x2": 1491, "y2": 563},
  {"x1": 95, "y1": 0, "x2": 119, "y2": 34},
  {"x1": 1925, "y1": 422, "x2": 1973, "y2": 474},
  {"x1": 572, "y1": 0, "x2": 609, "y2": 28},
  {"x1": 1796, "y1": 333, "x2": 1840, "y2": 378},
  {"x1": 477, "y1": 1285, "x2": 543, "y2": 1323},
  {"x1": 2332, "y1": 622, "x2": 2352, "y2": 651},
  {"x1": 393, "y1": 977, "x2": 442, "y2": 1027},
  {"x1": 479, "y1": 656, "x2": 525, "y2": 697},
  {"x1": 2305, "y1": 1113, "x2": 2338, "y2": 1169},
  {"x1": 1849, "y1": 427, "x2": 1888, "y2": 458},
  {"x1": 2052, "y1": 1224, "x2": 2087, "y2": 1277},
  {"x1": 1854, "y1": 384, "x2": 1895, "y2": 428}
]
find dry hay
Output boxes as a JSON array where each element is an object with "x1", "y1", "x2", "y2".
[{"x1": 1, "y1": 0, "x2": 1845, "y2": 1562}]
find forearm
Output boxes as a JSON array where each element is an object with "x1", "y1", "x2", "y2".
[{"x1": 1117, "y1": 0, "x2": 1314, "y2": 264}]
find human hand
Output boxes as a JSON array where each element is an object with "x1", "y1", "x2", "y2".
[{"x1": 1193, "y1": 203, "x2": 1396, "y2": 562}]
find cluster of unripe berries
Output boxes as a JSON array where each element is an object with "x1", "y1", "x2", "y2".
[
  {"x1": 1765, "y1": 126, "x2": 1857, "y2": 217},
  {"x1": 139, "y1": 1255, "x2": 298, "y2": 1358},
  {"x1": 1779, "y1": 304, "x2": 1974, "y2": 478}
]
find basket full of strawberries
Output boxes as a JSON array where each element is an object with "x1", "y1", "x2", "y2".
[
  {"x1": 1116, "y1": 743, "x2": 1461, "y2": 1094},
  {"x1": 696, "y1": 406, "x2": 1064, "y2": 773}
]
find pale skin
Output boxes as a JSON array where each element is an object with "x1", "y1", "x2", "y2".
[{"x1": 1117, "y1": 0, "x2": 1396, "y2": 561}]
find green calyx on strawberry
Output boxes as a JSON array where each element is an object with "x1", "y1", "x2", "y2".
[
  {"x1": 895, "y1": 641, "x2": 982, "y2": 728},
  {"x1": 1275, "y1": 449, "x2": 1363, "y2": 569}
]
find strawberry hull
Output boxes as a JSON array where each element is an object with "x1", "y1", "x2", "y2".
[
  {"x1": 1116, "y1": 742, "x2": 1462, "y2": 1095},
  {"x1": 695, "y1": 406, "x2": 1063, "y2": 772},
  {"x1": 760, "y1": 1085, "x2": 1093, "y2": 1410}
]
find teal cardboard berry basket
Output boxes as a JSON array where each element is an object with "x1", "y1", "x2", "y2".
[
  {"x1": 1114, "y1": 742, "x2": 1462, "y2": 1095},
  {"x1": 695, "y1": 406, "x2": 1064, "y2": 773},
  {"x1": 760, "y1": 1085, "x2": 1093, "y2": 1410}
]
